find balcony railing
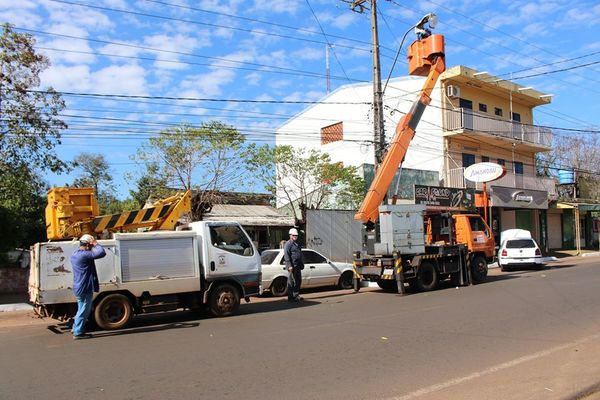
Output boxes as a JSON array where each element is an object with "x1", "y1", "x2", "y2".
[
  {"x1": 445, "y1": 167, "x2": 557, "y2": 196},
  {"x1": 445, "y1": 108, "x2": 553, "y2": 148}
]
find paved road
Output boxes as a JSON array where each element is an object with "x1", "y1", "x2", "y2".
[{"x1": 1, "y1": 257, "x2": 599, "y2": 400}]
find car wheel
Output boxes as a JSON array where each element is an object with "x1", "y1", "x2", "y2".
[
  {"x1": 94, "y1": 293, "x2": 132, "y2": 330},
  {"x1": 338, "y1": 271, "x2": 354, "y2": 289},
  {"x1": 415, "y1": 261, "x2": 439, "y2": 292},
  {"x1": 209, "y1": 284, "x2": 240, "y2": 317},
  {"x1": 270, "y1": 277, "x2": 288, "y2": 297},
  {"x1": 470, "y1": 255, "x2": 488, "y2": 283}
]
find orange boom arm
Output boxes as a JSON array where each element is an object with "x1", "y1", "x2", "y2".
[{"x1": 354, "y1": 34, "x2": 445, "y2": 224}]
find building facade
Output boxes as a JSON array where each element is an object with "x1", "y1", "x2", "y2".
[{"x1": 276, "y1": 65, "x2": 565, "y2": 251}]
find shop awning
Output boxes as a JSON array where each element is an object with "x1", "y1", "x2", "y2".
[{"x1": 557, "y1": 202, "x2": 600, "y2": 211}]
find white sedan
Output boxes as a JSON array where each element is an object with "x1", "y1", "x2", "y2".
[
  {"x1": 260, "y1": 249, "x2": 355, "y2": 296},
  {"x1": 498, "y1": 234, "x2": 544, "y2": 272}
]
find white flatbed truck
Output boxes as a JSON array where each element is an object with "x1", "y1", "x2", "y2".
[{"x1": 29, "y1": 221, "x2": 262, "y2": 330}]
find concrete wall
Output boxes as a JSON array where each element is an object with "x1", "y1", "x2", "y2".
[{"x1": 0, "y1": 267, "x2": 29, "y2": 294}]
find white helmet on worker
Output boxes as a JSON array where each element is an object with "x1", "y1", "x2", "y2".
[
  {"x1": 289, "y1": 228, "x2": 299, "y2": 236},
  {"x1": 79, "y1": 234, "x2": 95, "y2": 244}
]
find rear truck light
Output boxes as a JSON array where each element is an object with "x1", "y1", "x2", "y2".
[
  {"x1": 535, "y1": 248, "x2": 541, "y2": 256},
  {"x1": 501, "y1": 249, "x2": 507, "y2": 256}
]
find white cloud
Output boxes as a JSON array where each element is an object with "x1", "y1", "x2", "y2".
[
  {"x1": 41, "y1": 64, "x2": 93, "y2": 92},
  {"x1": 177, "y1": 68, "x2": 236, "y2": 98},
  {"x1": 250, "y1": 0, "x2": 298, "y2": 14},
  {"x1": 42, "y1": 0, "x2": 115, "y2": 31},
  {"x1": 94, "y1": 64, "x2": 148, "y2": 94},
  {"x1": 290, "y1": 46, "x2": 322, "y2": 61},
  {"x1": 41, "y1": 63, "x2": 148, "y2": 95},
  {"x1": 0, "y1": 0, "x2": 42, "y2": 28}
]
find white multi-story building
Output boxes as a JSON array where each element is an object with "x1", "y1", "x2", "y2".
[{"x1": 276, "y1": 65, "x2": 562, "y2": 250}]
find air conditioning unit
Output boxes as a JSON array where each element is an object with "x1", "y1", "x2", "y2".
[{"x1": 447, "y1": 85, "x2": 460, "y2": 98}]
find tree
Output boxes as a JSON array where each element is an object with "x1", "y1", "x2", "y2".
[
  {"x1": 248, "y1": 145, "x2": 365, "y2": 224},
  {"x1": 71, "y1": 152, "x2": 118, "y2": 213},
  {"x1": 128, "y1": 163, "x2": 174, "y2": 208},
  {"x1": 133, "y1": 121, "x2": 254, "y2": 218},
  {"x1": 0, "y1": 24, "x2": 68, "y2": 250},
  {"x1": 0, "y1": 23, "x2": 67, "y2": 175},
  {"x1": 537, "y1": 135, "x2": 600, "y2": 200}
]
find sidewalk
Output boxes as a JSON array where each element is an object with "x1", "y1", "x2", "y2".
[
  {"x1": 548, "y1": 249, "x2": 600, "y2": 258},
  {"x1": 0, "y1": 293, "x2": 32, "y2": 312}
]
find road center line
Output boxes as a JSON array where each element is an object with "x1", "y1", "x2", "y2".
[{"x1": 386, "y1": 332, "x2": 600, "y2": 400}]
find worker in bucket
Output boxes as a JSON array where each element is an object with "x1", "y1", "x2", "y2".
[
  {"x1": 70, "y1": 234, "x2": 106, "y2": 339},
  {"x1": 283, "y1": 228, "x2": 304, "y2": 302}
]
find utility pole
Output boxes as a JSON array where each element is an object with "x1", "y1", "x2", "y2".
[
  {"x1": 351, "y1": 0, "x2": 385, "y2": 166},
  {"x1": 326, "y1": 44, "x2": 331, "y2": 94}
]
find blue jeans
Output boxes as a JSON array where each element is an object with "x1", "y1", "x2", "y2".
[{"x1": 72, "y1": 292, "x2": 93, "y2": 336}]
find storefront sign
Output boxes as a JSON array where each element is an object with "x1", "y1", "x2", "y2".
[
  {"x1": 463, "y1": 162, "x2": 505, "y2": 183},
  {"x1": 512, "y1": 191, "x2": 534, "y2": 203},
  {"x1": 414, "y1": 185, "x2": 475, "y2": 210},
  {"x1": 491, "y1": 186, "x2": 548, "y2": 209}
]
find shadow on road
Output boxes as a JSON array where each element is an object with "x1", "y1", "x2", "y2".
[
  {"x1": 45, "y1": 298, "x2": 322, "y2": 336},
  {"x1": 238, "y1": 299, "x2": 320, "y2": 316}
]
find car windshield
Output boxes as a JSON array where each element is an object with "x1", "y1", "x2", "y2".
[
  {"x1": 505, "y1": 239, "x2": 536, "y2": 249},
  {"x1": 261, "y1": 250, "x2": 279, "y2": 264}
]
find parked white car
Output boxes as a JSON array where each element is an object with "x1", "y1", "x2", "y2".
[
  {"x1": 498, "y1": 229, "x2": 544, "y2": 271},
  {"x1": 260, "y1": 249, "x2": 355, "y2": 296}
]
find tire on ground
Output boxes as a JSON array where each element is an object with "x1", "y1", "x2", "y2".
[
  {"x1": 209, "y1": 283, "x2": 240, "y2": 317},
  {"x1": 415, "y1": 261, "x2": 439, "y2": 292},
  {"x1": 470, "y1": 254, "x2": 488, "y2": 283},
  {"x1": 94, "y1": 293, "x2": 133, "y2": 330},
  {"x1": 270, "y1": 276, "x2": 288, "y2": 297},
  {"x1": 338, "y1": 271, "x2": 354, "y2": 289}
]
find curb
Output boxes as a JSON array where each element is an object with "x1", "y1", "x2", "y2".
[
  {"x1": 0, "y1": 303, "x2": 33, "y2": 313},
  {"x1": 582, "y1": 252, "x2": 600, "y2": 258}
]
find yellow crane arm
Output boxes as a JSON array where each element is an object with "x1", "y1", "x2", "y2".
[{"x1": 46, "y1": 188, "x2": 192, "y2": 240}]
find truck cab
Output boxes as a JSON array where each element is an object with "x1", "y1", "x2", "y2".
[{"x1": 425, "y1": 213, "x2": 496, "y2": 262}]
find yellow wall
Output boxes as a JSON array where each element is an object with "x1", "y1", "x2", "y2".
[
  {"x1": 446, "y1": 137, "x2": 536, "y2": 175},
  {"x1": 444, "y1": 82, "x2": 533, "y2": 124}
]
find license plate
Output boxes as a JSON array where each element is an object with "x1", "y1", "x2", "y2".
[{"x1": 383, "y1": 269, "x2": 394, "y2": 276}]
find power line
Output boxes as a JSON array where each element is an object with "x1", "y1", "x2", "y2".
[
  {"x1": 9, "y1": 87, "x2": 600, "y2": 135},
  {"x1": 45, "y1": 0, "x2": 382, "y2": 56}
]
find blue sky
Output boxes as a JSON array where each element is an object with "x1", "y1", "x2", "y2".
[{"x1": 2, "y1": 0, "x2": 600, "y2": 199}]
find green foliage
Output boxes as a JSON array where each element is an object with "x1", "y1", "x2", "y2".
[
  {"x1": 127, "y1": 163, "x2": 174, "y2": 208},
  {"x1": 0, "y1": 165, "x2": 47, "y2": 250},
  {"x1": 0, "y1": 24, "x2": 67, "y2": 174},
  {"x1": 71, "y1": 152, "x2": 118, "y2": 213},
  {"x1": 0, "y1": 24, "x2": 67, "y2": 250},
  {"x1": 247, "y1": 145, "x2": 365, "y2": 223},
  {"x1": 133, "y1": 121, "x2": 255, "y2": 216}
]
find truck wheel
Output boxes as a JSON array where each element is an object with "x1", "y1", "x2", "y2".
[
  {"x1": 338, "y1": 271, "x2": 354, "y2": 289},
  {"x1": 94, "y1": 294, "x2": 132, "y2": 330},
  {"x1": 470, "y1": 255, "x2": 488, "y2": 283},
  {"x1": 415, "y1": 262, "x2": 439, "y2": 292},
  {"x1": 270, "y1": 277, "x2": 288, "y2": 297},
  {"x1": 377, "y1": 279, "x2": 398, "y2": 293},
  {"x1": 209, "y1": 284, "x2": 240, "y2": 317}
]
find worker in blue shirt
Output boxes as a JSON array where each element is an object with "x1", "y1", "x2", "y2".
[
  {"x1": 283, "y1": 228, "x2": 304, "y2": 302},
  {"x1": 71, "y1": 234, "x2": 106, "y2": 339}
]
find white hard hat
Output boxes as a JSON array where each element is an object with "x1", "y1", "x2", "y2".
[
  {"x1": 79, "y1": 234, "x2": 95, "y2": 244},
  {"x1": 289, "y1": 228, "x2": 299, "y2": 236}
]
